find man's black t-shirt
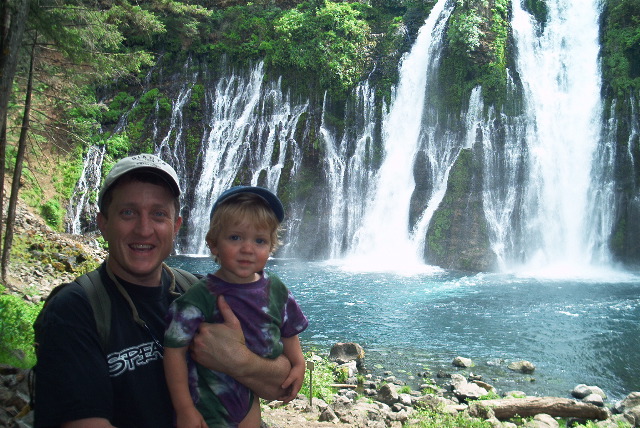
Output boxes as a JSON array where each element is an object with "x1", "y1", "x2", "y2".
[{"x1": 34, "y1": 263, "x2": 177, "y2": 428}]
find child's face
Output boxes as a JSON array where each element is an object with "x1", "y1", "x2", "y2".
[{"x1": 208, "y1": 220, "x2": 272, "y2": 283}]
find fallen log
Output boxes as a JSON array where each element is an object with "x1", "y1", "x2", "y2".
[
  {"x1": 330, "y1": 384, "x2": 357, "y2": 389},
  {"x1": 469, "y1": 397, "x2": 609, "y2": 421}
]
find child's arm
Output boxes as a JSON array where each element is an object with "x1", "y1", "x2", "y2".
[
  {"x1": 278, "y1": 335, "x2": 306, "y2": 403},
  {"x1": 163, "y1": 346, "x2": 208, "y2": 428}
]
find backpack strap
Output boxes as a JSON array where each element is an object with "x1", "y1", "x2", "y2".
[
  {"x1": 170, "y1": 267, "x2": 200, "y2": 293},
  {"x1": 75, "y1": 270, "x2": 111, "y2": 352},
  {"x1": 56, "y1": 266, "x2": 199, "y2": 353}
]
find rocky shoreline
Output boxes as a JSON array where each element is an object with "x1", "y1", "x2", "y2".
[
  {"x1": 1, "y1": 205, "x2": 639, "y2": 427},
  {"x1": 2, "y1": 343, "x2": 640, "y2": 427}
]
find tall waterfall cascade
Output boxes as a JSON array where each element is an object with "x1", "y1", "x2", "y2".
[
  {"x1": 333, "y1": 0, "x2": 456, "y2": 273},
  {"x1": 183, "y1": 62, "x2": 309, "y2": 255},
  {"x1": 512, "y1": 0, "x2": 614, "y2": 276}
]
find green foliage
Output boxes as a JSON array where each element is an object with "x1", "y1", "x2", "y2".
[
  {"x1": 406, "y1": 407, "x2": 493, "y2": 427},
  {"x1": 448, "y1": 4, "x2": 484, "y2": 54},
  {"x1": 66, "y1": 87, "x2": 105, "y2": 137},
  {"x1": 271, "y1": 1, "x2": 374, "y2": 95},
  {"x1": 440, "y1": 0, "x2": 511, "y2": 111},
  {"x1": 523, "y1": 0, "x2": 548, "y2": 27},
  {"x1": 105, "y1": 134, "x2": 131, "y2": 159},
  {"x1": 105, "y1": 92, "x2": 136, "y2": 124},
  {"x1": 122, "y1": 88, "x2": 172, "y2": 146},
  {"x1": 55, "y1": 147, "x2": 85, "y2": 199},
  {"x1": 335, "y1": 364, "x2": 350, "y2": 383},
  {"x1": 29, "y1": 3, "x2": 157, "y2": 83},
  {"x1": 0, "y1": 285, "x2": 42, "y2": 368},
  {"x1": 601, "y1": 0, "x2": 640, "y2": 97},
  {"x1": 195, "y1": 4, "x2": 282, "y2": 62},
  {"x1": 299, "y1": 352, "x2": 339, "y2": 403},
  {"x1": 40, "y1": 200, "x2": 64, "y2": 230},
  {"x1": 427, "y1": 148, "x2": 472, "y2": 259},
  {"x1": 569, "y1": 421, "x2": 632, "y2": 428},
  {"x1": 475, "y1": 390, "x2": 501, "y2": 400},
  {"x1": 398, "y1": 385, "x2": 412, "y2": 394},
  {"x1": 189, "y1": 84, "x2": 205, "y2": 111},
  {"x1": 18, "y1": 168, "x2": 45, "y2": 209}
]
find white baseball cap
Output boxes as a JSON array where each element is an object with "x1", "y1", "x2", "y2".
[{"x1": 98, "y1": 154, "x2": 181, "y2": 211}]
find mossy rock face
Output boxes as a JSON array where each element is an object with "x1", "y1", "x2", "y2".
[
  {"x1": 438, "y1": 0, "x2": 512, "y2": 112},
  {"x1": 424, "y1": 148, "x2": 496, "y2": 271}
]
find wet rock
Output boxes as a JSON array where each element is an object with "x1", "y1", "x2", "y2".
[
  {"x1": 450, "y1": 374, "x2": 491, "y2": 401},
  {"x1": 507, "y1": 360, "x2": 536, "y2": 374},
  {"x1": 329, "y1": 342, "x2": 365, "y2": 369},
  {"x1": 453, "y1": 356, "x2": 474, "y2": 368},
  {"x1": 523, "y1": 413, "x2": 558, "y2": 428}
]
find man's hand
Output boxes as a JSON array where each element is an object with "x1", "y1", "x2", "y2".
[
  {"x1": 190, "y1": 295, "x2": 292, "y2": 400},
  {"x1": 190, "y1": 295, "x2": 252, "y2": 376}
]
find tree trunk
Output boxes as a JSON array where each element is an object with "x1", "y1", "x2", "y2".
[
  {"x1": 468, "y1": 397, "x2": 609, "y2": 421},
  {"x1": 1, "y1": 32, "x2": 35, "y2": 282},
  {"x1": 0, "y1": 0, "x2": 31, "y2": 259},
  {"x1": 0, "y1": 0, "x2": 30, "y2": 122},
  {"x1": 0, "y1": 121, "x2": 6, "y2": 252}
]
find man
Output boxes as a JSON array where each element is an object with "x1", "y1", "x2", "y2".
[{"x1": 34, "y1": 154, "x2": 291, "y2": 428}]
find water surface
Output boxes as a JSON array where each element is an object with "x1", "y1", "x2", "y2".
[{"x1": 168, "y1": 256, "x2": 640, "y2": 401}]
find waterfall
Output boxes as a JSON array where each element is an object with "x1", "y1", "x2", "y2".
[
  {"x1": 512, "y1": 0, "x2": 610, "y2": 274},
  {"x1": 66, "y1": 145, "x2": 105, "y2": 234},
  {"x1": 66, "y1": 0, "x2": 628, "y2": 273},
  {"x1": 322, "y1": 81, "x2": 378, "y2": 259},
  {"x1": 339, "y1": 0, "x2": 454, "y2": 272},
  {"x1": 477, "y1": 73, "x2": 528, "y2": 271},
  {"x1": 182, "y1": 62, "x2": 308, "y2": 255},
  {"x1": 155, "y1": 58, "x2": 198, "y2": 185}
]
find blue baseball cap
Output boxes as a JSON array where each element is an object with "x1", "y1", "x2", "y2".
[{"x1": 210, "y1": 186, "x2": 284, "y2": 223}]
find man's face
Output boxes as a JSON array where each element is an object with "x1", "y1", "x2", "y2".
[{"x1": 97, "y1": 180, "x2": 182, "y2": 286}]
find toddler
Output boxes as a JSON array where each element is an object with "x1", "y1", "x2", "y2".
[{"x1": 164, "y1": 186, "x2": 308, "y2": 428}]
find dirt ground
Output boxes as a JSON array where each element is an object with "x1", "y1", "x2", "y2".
[{"x1": 261, "y1": 403, "x2": 353, "y2": 428}]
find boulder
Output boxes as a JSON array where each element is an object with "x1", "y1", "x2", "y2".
[
  {"x1": 507, "y1": 360, "x2": 536, "y2": 374},
  {"x1": 377, "y1": 383, "x2": 399, "y2": 405},
  {"x1": 453, "y1": 356, "x2": 474, "y2": 368},
  {"x1": 329, "y1": 342, "x2": 365, "y2": 368},
  {"x1": 523, "y1": 413, "x2": 559, "y2": 428},
  {"x1": 617, "y1": 392, "x2": 640, "y2": 427},
  {"x1": 572, "y1": 384, "x2": 607, "y2": 400},
  {"x1": 450, "y1": 374, "x2": 491, "y2": 401}
]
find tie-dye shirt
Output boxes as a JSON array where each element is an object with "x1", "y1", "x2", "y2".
[{"x1": 164, "y1": 271, "x2": 308, "y2": 427}]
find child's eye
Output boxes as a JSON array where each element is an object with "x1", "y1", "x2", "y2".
[
  {"x1": 229, "y1": 235, "x2": 241, "y2": 241},
  {"x1": 256, "y1": 238, "x2": 268, "y2": 245}
]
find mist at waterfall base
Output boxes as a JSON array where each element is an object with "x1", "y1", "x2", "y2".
[{"x1": 167, "y1": 255, "x2": 640, "y2": 401}]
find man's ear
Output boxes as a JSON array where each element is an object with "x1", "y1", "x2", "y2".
[
  {"x1": 173, "y1": 216, "x2": 183, "y2": 236},
  {"x1": 97, "y1": 212, "x2": 107, "y2": 236}
]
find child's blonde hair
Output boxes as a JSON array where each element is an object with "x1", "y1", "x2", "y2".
[{"x1": 206, "y1": 193, "x2": 282, "y2": 260}]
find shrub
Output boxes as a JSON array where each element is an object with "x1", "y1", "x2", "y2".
[
  {"x1": 299, "y1": 351, "x2": 339, "y2": 403},
  {"x1": 40, "y1": 200, "x2": 63, "y2": 230},
  {"x1": 406, "y1": 408, "x2": 493, "y2": 427},
  {"x1": 0, "y1": 285, "x2": 42, "y2": 368}
]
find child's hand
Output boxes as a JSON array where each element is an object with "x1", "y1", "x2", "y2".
[
  {"x1": 176, "y1": 407, "x2": 209, "y2": 428},
  {"x1": 278, "y1": 362, "x2": 306, "y2": 403}
]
